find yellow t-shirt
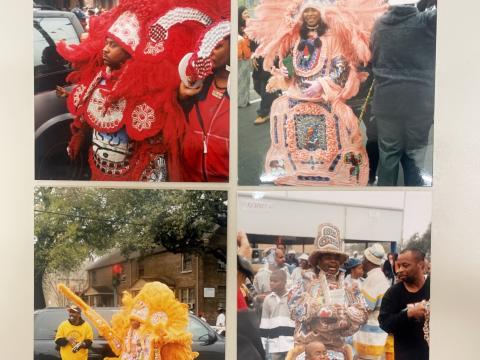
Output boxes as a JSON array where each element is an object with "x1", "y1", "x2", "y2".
[{"x1": 55, "y1": 320, "x2": 93, "y2": 360}]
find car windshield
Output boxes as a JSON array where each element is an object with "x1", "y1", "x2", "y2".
[
  {"x1": 33, "y1": 16, "x2": 79, "y2": 73},
  {"x1": 187, "y1": 315, "x2": 211, "y2": 342}
]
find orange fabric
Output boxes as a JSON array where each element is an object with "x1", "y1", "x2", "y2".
[{"x1": 238, "y1": 37, "x2": 252, "y2": 60}]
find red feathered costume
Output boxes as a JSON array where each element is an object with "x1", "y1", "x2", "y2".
[{"x1": 57, "y1": 0, "x2": 223, "y2": 181}]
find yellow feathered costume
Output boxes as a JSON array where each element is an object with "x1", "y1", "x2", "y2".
[{"x1": 58, "y1": 282, "x2": 199, "y2": 360}]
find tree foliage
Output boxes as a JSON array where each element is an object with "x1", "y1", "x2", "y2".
[
  {"x1": 403, "y1": 223, "x2": 431, "y2": 257},
  {"x1": 34, "y1": 187, "x2": 227, "y2": 308}
]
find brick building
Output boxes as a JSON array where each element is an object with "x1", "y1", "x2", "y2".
[{"x1": 84, "y1": 231, "x2": 226, "y2": 325}]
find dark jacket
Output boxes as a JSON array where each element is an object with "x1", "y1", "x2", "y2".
[{"x1": 371, "y1": 6, "x2": 436, "y2": 116}]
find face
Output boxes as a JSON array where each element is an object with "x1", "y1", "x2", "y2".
[
  {"x1": 103, "y1": 37, "x2": 130, "y2": 69},
  {"x1": 68, "y1": 310, "x2": 81, "y2": 323},
  {"x1": 318, "y1": 254, "x2": 342, "y2": 275},
  {"x1": 351, "y1": 264, "x2": 364, "y2": 279},
  {"x1": 396, "y1": 251, "x2": 424, "y2": 284},
  {"x1": 211, "y1": 38, "x2": 230, "y2": 70},
  {"x1": 242, "y1": 9, "x2": 249, "y2": 20},
  {"x1": 305, "y1": 341, "x2": 328, "y2": 360},
  {"x1": 274, "y1": 249, "x2": 286, "y2": 267},
  {"x1": 269, "y1": 274, "x2": 286, "y2": 293},
  {"x1": 130, "y1": 319, "x2": 141, "y2": 329},
  {"x1": 300, "y1": 259, "x2": 309, "y2": 269},
  {"x1": 302, "y1": 7, "x2": 322, "y2": 27}
]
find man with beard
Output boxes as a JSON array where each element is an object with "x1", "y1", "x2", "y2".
[
  {"x1": 287, "y1": 224, "x2": 368, "y2": 360},
  {"x1": 55, "y1": 305, "x2": 93, "y2": 360},
  {"x1": 378, "y1": 248, "x2": 430, "y2": 360}
]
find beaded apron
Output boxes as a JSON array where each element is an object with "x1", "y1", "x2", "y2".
[{"x1": 262, "y1": 38, "x2": 368, "y2": 186}]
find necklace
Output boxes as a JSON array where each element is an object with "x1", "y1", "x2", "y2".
[
  {"x1": 307, "y1": 25, "x2": 319, "y2": 30},
  {"x1": 212, "y1": 79, "x2": 227, "y2": 99}
]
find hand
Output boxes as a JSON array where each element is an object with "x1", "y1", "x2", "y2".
[
  {"x1": 251, "y1": 58, "x2": 259, "y2": 71},
  {"x1": 56, "y1": 86, "x2": 69, "y2": 98},
  {"x1": 406, "y1": 301, "x2": 427, "y2": 320},
  {"x1": 303, "y1": 80, "x2": 323, "y2": 97},
  {"x1": 72, "y1": 342, "x2": 83, "y2": 353},
  {"x1": 178, "y1": 81, "x2": 203, "y2": 101}
]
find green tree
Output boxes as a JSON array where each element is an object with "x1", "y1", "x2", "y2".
[
  {"x1": 403, "y1": 223, "x2": 432, "y2": 257},
  {"x1": 34, "y1": 187, "x2": 227, "y2": 309}
]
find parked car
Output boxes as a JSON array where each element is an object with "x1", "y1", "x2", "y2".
[
  {"x1": 34, "y1": 8, "x2": 90, "y2": 180},
  {"x1": 34, "y1": 307, "x2": 225, "y2": 360}
]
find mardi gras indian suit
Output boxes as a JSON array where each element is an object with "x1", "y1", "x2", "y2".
[
  {"x1": 57, "y1": 0, "x2": 227, "y2": 181},
  {"x1": 58, "y1": 282, "x2": 198, "y2": 360},
  {"x1": 246, "y1": 0, "x2": 386, "y2": 186},
  {"x1": 286, "y1": 224, "x2": 368, "y2": 360}
]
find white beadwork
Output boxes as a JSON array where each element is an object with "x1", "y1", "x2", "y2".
[
  {"x1": 151, "y1": 7, "x2": 212, "y2": 41},
  {"x1": 132, "y1": 103, "x2": 155, "y2": 131},
  {"x1": 73, "y1": 84, "x2": 86, "y2": 107},
  {"x1": 87, "y1": 88, "x2": 126, "y2": 129},
  {"x1": 144, "y1": 41, "x2": 165, "y2": 55},
  {"x1": 108, "y1": 11, "x2": 140, "y2": 52},
  {"x1": 197, "y1": 21, "x2": 230, "y2": 58},
  {"x1": 150, "y1": 311, "x2": 169, "y2": 325}
]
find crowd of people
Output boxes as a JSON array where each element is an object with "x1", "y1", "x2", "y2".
[
  {"x1": 237, "y1": 226, "x2": 431, "y2": 360},
  {"x1": 238, "y1": 0, "x2": 437, "y2": 186},
  {"x1": 53, "y1": 0, "x2": 230, "y2": 182}
]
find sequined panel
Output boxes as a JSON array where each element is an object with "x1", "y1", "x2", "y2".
[
  {"x1": 295, "y1": 41, "x2": 321, "y2": 72},
  {"x1": 283, "y1": 114, "x2": 288, "y2": 147},
  {"x1": 288, "y1": 153, "x2": 297, "y2": 170},
  {"x1": 92, "y1": 129, "x2": 133, "y2": 176},
  {"x1": 294, "y1": 114, "x2": 327, "y2": 151},
  {"x1": 329, "y1": 56, "x2": 350, "y2": 87}
]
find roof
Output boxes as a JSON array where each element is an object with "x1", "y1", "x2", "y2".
[{"x1": 85, "y1": 247, "x2": 165, "y2": 271}]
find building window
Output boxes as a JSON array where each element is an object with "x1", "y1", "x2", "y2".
[
  {"x1": 217, "y1": 285, "x2": 226, "y2": 299},
  {"x1": 179, "y1": 288, "x2": 195, "y2": 309},
  {"x1": 217, "y1": 260, "x2": 226, "y2": 272},
  {"x1": 181, "y1": 253, "x2": 193, "y2": 272}
]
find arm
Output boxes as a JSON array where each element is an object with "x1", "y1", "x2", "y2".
[
  {"x1": 54, "y1": 322, "x2": 68, "y2": 347},
  {"x1": 378, "y1": 287, "x2": 410, "y2": 334}
]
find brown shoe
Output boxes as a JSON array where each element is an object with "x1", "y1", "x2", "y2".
[{"x1": 254, "y1": 116, "x2": 269, "y2": 125}]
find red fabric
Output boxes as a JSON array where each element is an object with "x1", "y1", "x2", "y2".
[
  {"x1": 237, "y1": 288, "x2": 248, "y2": 310},
  {"x1": 182, "y1": 82, "x2": 229, "y2": 182}
]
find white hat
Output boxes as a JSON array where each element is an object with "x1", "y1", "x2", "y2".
[
  {"x1": 298, "y1": 253, "x2": 309, "y2": 261},
  {"x1": 364, "y1": 244, "x2": 385, "y2": 266}
]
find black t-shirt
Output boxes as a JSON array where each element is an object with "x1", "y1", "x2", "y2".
[{"x1": 379, "y1": 276, "x2": 430, "y2": 360}]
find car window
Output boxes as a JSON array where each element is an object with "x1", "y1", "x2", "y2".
[
  {"x1": 33, "y1": 17, "x2": 79, "y2": 76},
  {"x1": 34, "y1": 309, "x2": 116, "y2": 340},
  {"x1": 187, "y1": 316, "x2": 210, "y2": 342}
]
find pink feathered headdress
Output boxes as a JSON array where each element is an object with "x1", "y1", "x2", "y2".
[{"x1": 246, "y1": 0, "x2": 387, "y2": 69}]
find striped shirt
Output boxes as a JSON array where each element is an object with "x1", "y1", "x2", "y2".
[
  {"x1": 260, "y1": 292, "x2": 295, "y2": 353},
  {"x1": 353, "y1": 267, "x2": 391, "y2": 359}
]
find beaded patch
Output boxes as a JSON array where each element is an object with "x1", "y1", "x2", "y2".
[
  {"x1": 145, "y1": 8, "x2": 212, "y2": 55},
  {"x1": 344, "y1": 151, "x2": 363, "y2": 182},
  {"x1": 150, "y1": 311, "x2": 169, "y2": 325},
  {"x1": 108, "y1": 11, "x2": 140, "y2": 52},
  {"x1": 294, "y1": 114, "x2": 327, "y2": 151},
  {"x1": 196, "y1": 21, "x2": 230, "y2": 58},
  {"x1": 92, "y1": 130, "x2": 133, "y2": 176},
  {"x1": 73, "y1": 84, "x2": 86, "y2": 108},
  {"x1": 329, "y1": 56, "x2": 349, "y2": 87},
  {"x1": 286, "y1": 103, "x2": 339, "y2": 164},
  {"x1": 293, "y1": 37, "x2": 327, "y2": 78},
  {"x1": 139, "y1": 154, "x2": 168, "y2": 182},
  {"x1": 86, "y1": 89, "x2": 126, "y2": 130},
  {"x1": 132, "y1": 103, "x2": 155, "y2": 131}
]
